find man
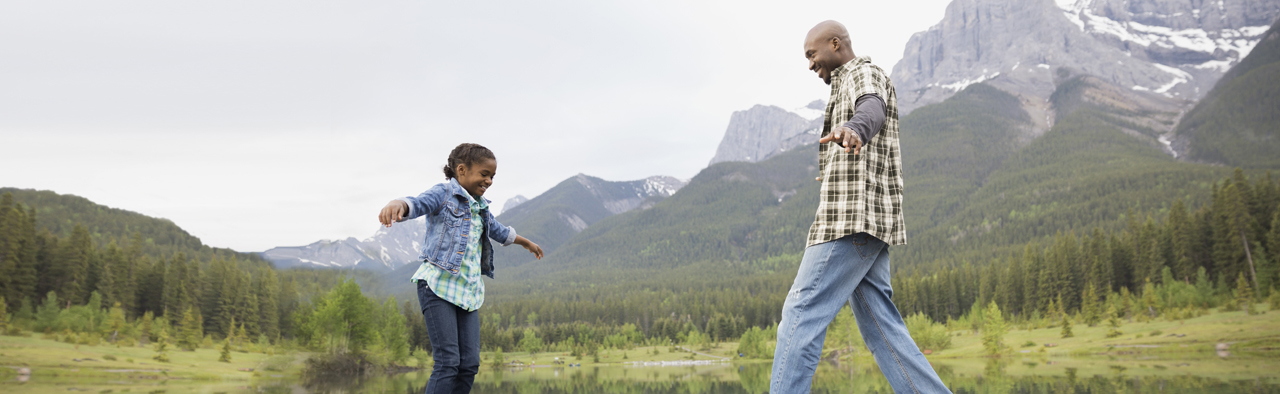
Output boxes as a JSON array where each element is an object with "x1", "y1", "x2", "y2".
[{"x1": 770, "y1": 20, "x2": 952, "y2": 394}]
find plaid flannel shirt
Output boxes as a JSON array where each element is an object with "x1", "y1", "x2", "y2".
[
  {"x1": 806, "y1": 56, "x2": 907, "y2": 247},
  {"x1": 411, "y1": 192, "x2": 486, "y2": 311}
]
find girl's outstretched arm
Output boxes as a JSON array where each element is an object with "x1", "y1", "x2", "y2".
[
  {"x1": 378, "y1": 184, "x2": 447, "y2": 227},
  {"x1": 513, "y1": 235, "x2": 544, "y2": 260},
  {"x1": 378, "y1": 200, "x2": 410, "y2": 227}
]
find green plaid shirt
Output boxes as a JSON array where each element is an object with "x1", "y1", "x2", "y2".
[
  {"x1": 411, "y1": 192, "x2": 486, "y2": 311},
  {"x1": 807, "y1": 56, "x2": 907, "y2": 247}
]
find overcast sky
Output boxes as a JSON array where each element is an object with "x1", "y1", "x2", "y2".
[{"x1": 0, "y1": 0, "x2": 951, "y2": 252}]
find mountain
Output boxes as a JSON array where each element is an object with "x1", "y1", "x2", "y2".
[
  {"x1": 259, "y1": 174, "x2": 686, "y2": 271},
  {"x1": 1174, "y1": 17, "x2": 1280, "y2": 167},
  {"x1": 258, "y1": 216, "x2": 426, "y2": 271},
  {"x1": 496, "y1": 80, "x2": 1241, "y2": 285},
  {"x1": 707, "y1": 100, "x2": 825, "y2": 165},
  {"x1": 0, "y1": 187, "x2": 265, "y2": 264},
  {"x1": 490, "y1": 174, "x2": 686, "y2": 268},
  {"x1": 500, "y1": 195, "x2": 529, "y2": 214},
  {"x1": 891, "y1": 0, "x2": 1280, "y2": 117}
]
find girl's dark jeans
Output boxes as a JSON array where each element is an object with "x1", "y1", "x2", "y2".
[{"x1": 417, "y1": 280, "x2": 480, "y2": 394}]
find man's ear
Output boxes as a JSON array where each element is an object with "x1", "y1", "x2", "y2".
[{"x1": 830, "y1": 37, "x2": 841, "y2": 52}]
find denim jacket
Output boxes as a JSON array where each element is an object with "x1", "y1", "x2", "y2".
[{"x1": 399, "y1": 179, "x2": 516, "y2": 278}]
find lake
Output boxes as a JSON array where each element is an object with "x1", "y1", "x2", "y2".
[
  {"x1": 275, "y1": 353, "x2": 1280, "y2": 393},
  {"x1": 6, "y1": 353, "x2": 1279, "y2": 393}
]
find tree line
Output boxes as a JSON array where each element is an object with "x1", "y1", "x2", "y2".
[{"x1": 892, "y1": 168, "x2": 1279, "y2": 324}]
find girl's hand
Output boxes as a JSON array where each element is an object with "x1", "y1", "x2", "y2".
[
  {"x1": 378, "y1": 200, "x2": 409, "y2": 227},
  {"x1": 515, "y1": 236, "x2": 544, "y2": 260}
]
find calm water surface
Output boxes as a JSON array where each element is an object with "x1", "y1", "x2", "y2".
[
  {"x1": 285, "y1": 355, "x2": 1280, "y2": 394},
  {"x1": 7, "y1": 355, "x2": 1279, "y2": 393}
]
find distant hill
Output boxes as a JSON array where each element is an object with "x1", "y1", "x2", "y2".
[
  {"x1": 1175, "y1": 18, "x2": 1280, "y2": 168},
  {"x1": 0, "y1": 187, "x2": 264, "y2": 264}
]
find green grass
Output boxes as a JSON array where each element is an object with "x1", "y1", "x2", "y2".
[
  {"x1": 0, "y1": 333, "x2": 302, "y2": 393},
  {"x1": 932, "y1": 303, "x2": 1280, "y2": 359}
]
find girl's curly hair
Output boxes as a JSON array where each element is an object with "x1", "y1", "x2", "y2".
[{"x1": 443, "y1": 143, "x2": 496, "y2": 179}]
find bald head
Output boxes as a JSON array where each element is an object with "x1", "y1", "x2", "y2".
[
  {"x1": 803, "y1": 20, "x2": 856, "y2": 85},
  {"x1": 806, "y1": 20, "x2": 851, "y2": 52}
]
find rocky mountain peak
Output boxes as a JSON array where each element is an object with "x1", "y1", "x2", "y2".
[
  {"x1": 708, "y1": 102, "x2": 826, "y2": 165},
  {"x1": 891, "y1": 0, "x2": 1279, "y2": 116},
  {"x1": 501, "y1": 194, "x2": 529, "y2": 214}
]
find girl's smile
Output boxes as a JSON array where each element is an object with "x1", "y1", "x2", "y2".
[{"x1": 456, "y1": 158, "x2": 496, "y2": 198}]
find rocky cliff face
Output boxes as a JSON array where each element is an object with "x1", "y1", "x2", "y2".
[
  {"x1": 707, "y1": 100, "x2": 825, "y2": 165},
  {"x1": 892, "y1": 0, "x2": 1280, "y2": 115}
]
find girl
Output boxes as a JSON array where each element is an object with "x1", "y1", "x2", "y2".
[{"x1": 378, "y1": 143, "x2": 543, "y2": 393}]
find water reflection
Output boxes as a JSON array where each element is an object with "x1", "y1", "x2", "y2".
[{"x1": 278, "y1": 357, "x2": 1280, "y2": 394}]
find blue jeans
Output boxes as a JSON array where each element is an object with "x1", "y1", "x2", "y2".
[
  {"x1": 771, "y1": 233, "x2": 951, "y2": 394},
  {"x1": 417, "y1": 280, "x2": 480, "y2": 394}
]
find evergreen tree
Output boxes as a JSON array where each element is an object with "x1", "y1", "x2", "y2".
[
  {"x1": 98, "y1": 242, "x2": 121, "y2": 309},
  {"x1": 64, "y1": 224, "x2": 93, "y2": 305},
  {"x1": 10, "y1": 206, "x2": 38, "y2": 310},
  {"x1": 139, "y1": 311, "x2": 154, "y2": 345},
  {"x1": 1255, "y1": 242, "x2": 1275, "y2": 298},
  {"x1": 178, "y1": 306, "x2": 201, "y2": 351},
  {"x1": 1169, "y1": 200, "x2": 1196, "y2": 281},
  {"x1": 1081, "y1": 283, "x2": 1100, "y2": 327},
  {"x1": 1110, "y1": 233, "x2": 1135, "y2": 294},
  {"x1": 1120, "y1": 287, "x2": 1134, "y2": 322},
  {"x1": 34, "y1": 291, "x2": 59, "y2": 333},
  {"x1": 1267, "y1": 206, "x2": 1280, "y2": 291},
  {"x1": 106, "y1": 302, "x2": 126, "y2": 344},
  {"x1": 237, "y1": 322, "x2": 248, "y2": 349},
  {"x1": 1087, "y1": 228, "x2": 1111, "y2": 291},
  {"x1": 219, "y1": 337, "x2": 232, "y2": 362},
  {"x1": 1235, "y1": 272, "x2": 1255, "y2": 315},
  {"x1": 153, "y1": 322, "x2": 171, "y2": 362},
  {"x1": 1141, "y1": 279, "x2": 1158, "y2": 320},
  {"x1": 1060, "y1": 313, "x2": 1074, "y2": 338},
  {"x1": 256, "y1": 268, "x2": 280, "y2": 341},
  {"x1": 1021, "y1": 243, "x2": 1042, "y2": 315},
  {"x1": 1215, "y1": 183, "x2": 1253, "y2": 286},
  {"x1": 0, "y1": 296, "x2": 7, "y2": 334},
  {"x1": 1105, "y1": 304, "x2": 1123, "y2": 338},
  {"x1": 0, "y1": 198, "x2": 18, "y2": 309},
  {"x1": 402, "y1": 301, "x2": 429, "y2": 352},
  {"x1": 980, "y1": 301, "x2": 1006, "y2": 356}
]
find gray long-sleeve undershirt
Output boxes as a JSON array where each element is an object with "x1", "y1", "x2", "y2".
[{"x1": 837, "y1": 94, "x2": 886, "y2": 147}]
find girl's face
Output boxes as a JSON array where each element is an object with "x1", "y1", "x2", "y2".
[{"x1": 456, "y1": 158, "x2": 497, "y2": 198}]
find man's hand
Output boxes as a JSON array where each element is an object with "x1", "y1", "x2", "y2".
[
  {"x1": 378, "y1": 200, "x2": 409, "y2": 227},
  {"x1": 514, "y1": 236, "x2": 544, "y2": 260},
  {"x1": 815, "y1": 126, "x2": 863, "y2": 181},
  {"x1": 819, "y1": 125, "x2": 862, "y2": 155}
]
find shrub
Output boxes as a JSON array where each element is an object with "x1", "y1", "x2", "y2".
[{"x1": 905, "y1": 313, "x2": 952, "y2": 352}]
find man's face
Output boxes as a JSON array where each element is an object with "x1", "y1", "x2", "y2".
[{"x1": 804, "y1": 35, "x2": 840, "y2": 85}]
